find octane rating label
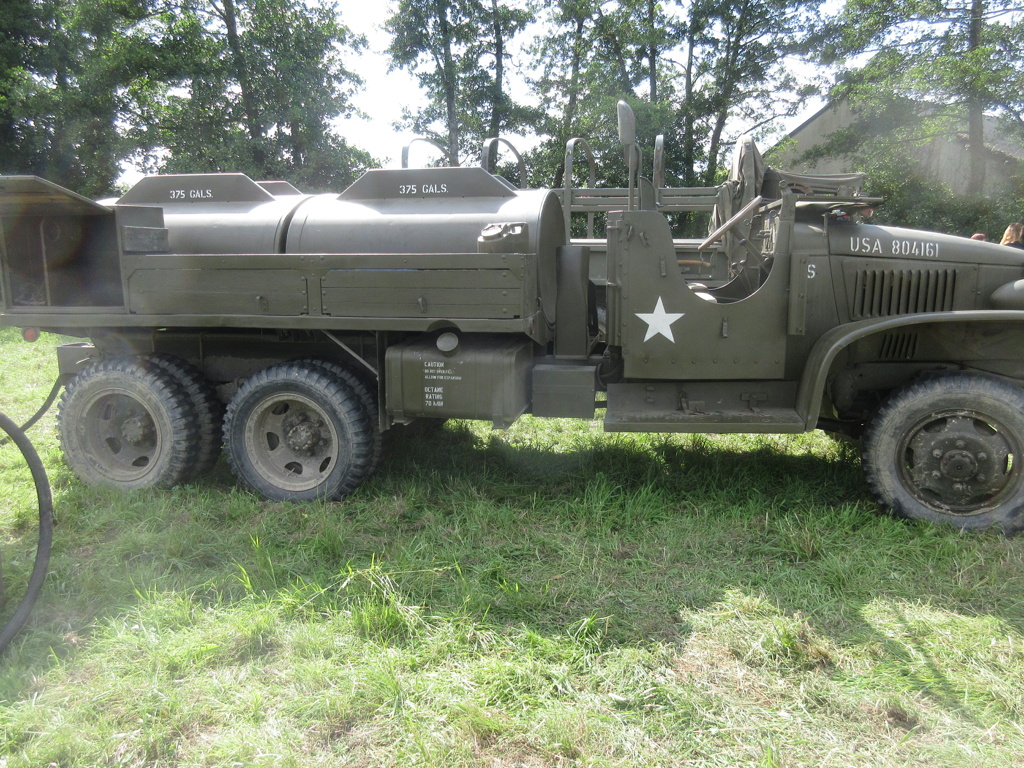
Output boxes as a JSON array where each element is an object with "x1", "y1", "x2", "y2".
[
  {"x1": 423, "y1": 385, "x2": 445, "y2": 407},
  {"x1": 422, "y1": 361, "x2": 462, "y2": 408}
]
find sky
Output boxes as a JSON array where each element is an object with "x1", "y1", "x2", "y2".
[{"x1": 335, "y1": 4, "x2": 432, "y2": 167}]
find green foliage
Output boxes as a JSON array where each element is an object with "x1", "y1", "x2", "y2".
[
  {"x1": 142, "y1": 0, "x2": 375, "y2": 191},
  {"x1": 0, "y1": 0, "x2": 163, "y2": 196},
  {"x1": 814, "y1": 0, "x2": 1024, "y2": 196},
  {"x1": 386, "y1": 0, "x2": 537, "y2": 166},
  {"x1": 786, "y1": 91, "x2": 1024, "y2": 236},
  {"x1": 865, "y1": 162, "x2": 1022, "y2": 237},
  {"x1": 518, "y1": 0, "x2": 828, "y2": 215},
  {"x1": 0, "y1": 0, "x2": 374, "y2": 195}
]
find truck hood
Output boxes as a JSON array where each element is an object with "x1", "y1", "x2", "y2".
[{"x1": 828, "y1": 222, "x2": 1024, "y2": 267}]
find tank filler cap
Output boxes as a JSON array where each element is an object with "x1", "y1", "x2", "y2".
[
  {"x1": 480, "y1": 222, "x2": 525, "y2": 241},
  {"x1": 436, "y1": 332, "x2": 460, "y2": 355}
]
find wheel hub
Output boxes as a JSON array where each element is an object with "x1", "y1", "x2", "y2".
[
  {"x1": 284, "y1": 416, "x2": 321, "y2": 453},
  {"x1": 939, "y1": 449, "x2": 978, "y2": 481},
  {"x1": 120, "y1": 414, "x2": 154, "y2": 446},
  {"x1": 907, "y1": 413, "x2": 1012, "y2": 512}
]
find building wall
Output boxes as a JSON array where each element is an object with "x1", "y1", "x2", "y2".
[{"x1": 774, "y1": 100, "x2": 1022, "y2": 197}]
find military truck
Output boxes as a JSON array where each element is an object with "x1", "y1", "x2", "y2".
[{"x1": 2, "y1": 103, "x2": 1024, "y2": 534}]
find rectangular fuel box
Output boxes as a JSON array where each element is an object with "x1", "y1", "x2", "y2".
[{"x1": 385, "y1": 334, "x2": 533, "y2": 428}]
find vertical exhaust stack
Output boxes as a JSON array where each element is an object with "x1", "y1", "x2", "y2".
[{"x1": 554, "y1": 244, "x2": 592, "y2": 359}]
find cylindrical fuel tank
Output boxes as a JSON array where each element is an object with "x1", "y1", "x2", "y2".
[
  {"x1": 118, "y1": 168, "x2": 564, "y2": 259},
  {"x1": 119, "y1": 167, "x2": 566, "y2": 323},
  {"x1": 117, "y1": 173, "x2": 311, "y2": 254},
  {"x1": 286, "y1": 167, "x2": 564, "y2": 320},
  {"x1": 286, "y1": 167, "x2": 562, "y2": 255}
]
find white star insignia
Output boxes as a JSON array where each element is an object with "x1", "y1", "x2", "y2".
[{"x1": 635, "y1": 297, "x2": 684, "y2": 343}]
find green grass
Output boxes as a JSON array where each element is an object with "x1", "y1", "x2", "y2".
[{"x1": 1, "y1": 326, "x2": 1022, "y2": 767}]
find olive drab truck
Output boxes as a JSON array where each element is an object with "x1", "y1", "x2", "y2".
[{"x1": 3, "y1": 102, "x2": 1024, "y2": 534}]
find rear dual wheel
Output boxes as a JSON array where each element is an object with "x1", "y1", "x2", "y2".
[
  {"x1": 222, "y1": 362, "x2": 375, "y2": 501},
  {"x1": 58, "y1": 357, "x2": 200, "y2": 490},
  {"x1": 144, "y1": 353, "x2": 223, "y2": 476}
]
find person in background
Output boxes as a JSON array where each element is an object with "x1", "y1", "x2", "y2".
[
  {"x1": 999, "y1": 222, "x2": 1024, "y2": 248},
  {"x1": 971, "y1": 233, "x2": 987, "y2": 241}
]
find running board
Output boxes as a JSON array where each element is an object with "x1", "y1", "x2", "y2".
[{"x1": 603, "y1": 381, "x2": 807, "y2": 434}]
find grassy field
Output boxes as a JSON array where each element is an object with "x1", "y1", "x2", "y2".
[{"x1": 0, "y1": 327, "x2": 1022, "y2": 767}]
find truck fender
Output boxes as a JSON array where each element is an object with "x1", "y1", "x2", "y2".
[{"x1": 795, "y1": 310, "x2": 1024, "y2": 425}]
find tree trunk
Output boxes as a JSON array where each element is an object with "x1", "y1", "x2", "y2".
[
  {"x1": 682, "y1": 21, "x2": 697, "y2": 186},
  {"x1": 435, "y1": 0, "x2": 459, "y2": 165},
  {"x1": 646, "y1": 0, "x2": 657, "y2": 102},
  {"x1": 486, "y1": 0, "x2": 504, "y2": 169},
  {"x1": 554, "y1": 14, "x2": 587, "y2": 189},
  {"x1": 217, "y1": 0, "x2": 266, "y2": 166},
  {"x1": 966, "y1": 0, "x2": 986, "y2": 195}
]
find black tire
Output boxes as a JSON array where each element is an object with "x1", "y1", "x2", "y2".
[
  {"x1": 294, "y1": 357, "x2": 384, "y2": 476},
  {"x1": 223, "y1": 362, "x2": 374, "y2": 501},
  {"x1": 145, "y1": 353, "x2": 224, "y2": 477},
  {"x1": 863, "y1": 372, "x2": 1024, "y2": 534},
  {"x1": 58, "y1": 357, "x2": 200, "y2": 490}
]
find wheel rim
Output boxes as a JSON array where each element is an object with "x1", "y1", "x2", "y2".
[
  {"x1": 243, "y1": 392, "x2": 340, "y2": 493},
  {"x1": 899, "y1": 409, "x2": 1022, "y2": 515},
  {"x1": 80, "y1": 389, "x2": 164, "y2": 483}
]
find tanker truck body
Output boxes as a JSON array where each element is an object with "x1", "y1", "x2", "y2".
[{"x1": 4, "y1": 112, "x2": 1024, "y2": 534}]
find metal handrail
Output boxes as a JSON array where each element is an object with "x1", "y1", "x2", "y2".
[
  {"x1": 401, "y1": 138, "x2": 453, "y2": 169},
  {"x1": 562, "y1": 137, "x2": 598, "y2": 239},
  {"x1": 480, "y1": 137, "x2": 527, "y2": 187}
]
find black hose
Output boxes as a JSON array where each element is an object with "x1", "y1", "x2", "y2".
[
  {"x1": 0, "y1": 411, "x2": 54, "y2": 654},
  {"x1": 0, "y1": 375, "x2": 66, "y2": 448}
]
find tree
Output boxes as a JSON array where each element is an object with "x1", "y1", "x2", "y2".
[
  {"x1": 143, "y1": 0, "x2": 373, "y2": 191},
  {"x1": 525, "y1": 0, "x2": 680, "y2": 189},
  {"x1": 525, "y1": 0, "x2": 823, "y2": 196},
  {"x1": 386, "y1": 0, "x2": 533, "y2": 166},
  {"x1": 0, "y1": 0, "x2": 372, "y2": 195},
  {"x1": 816, "y1": 0, "x2": 1024, "y2": 196},
  {"x1": 0, "y1": 0, "x2": 38, "y2": 167},
  {"x1": 0, "y1": 0, "x2": 161, "y2": 196},
  {"x1": 678, "y1": 0, "x2": 826, "y2": 186}
]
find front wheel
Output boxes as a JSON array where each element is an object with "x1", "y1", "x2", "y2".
[
  {"x1": 863, "y1": 372, "x2": 1024, "y2": 534},
  {"x1": 223, "y1": 362, "x2": 374, "y2": 501}
]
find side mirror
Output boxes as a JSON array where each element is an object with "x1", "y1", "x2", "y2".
[{"x1": 617, "y1": 100, "x2": 636, "y2": 148}]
